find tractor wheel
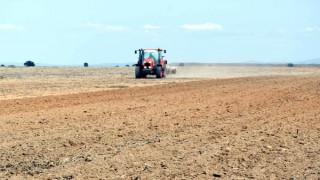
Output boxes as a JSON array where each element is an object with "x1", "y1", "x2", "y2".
[
  {"x1": 162, "y1": 68, "x2": 166, "y2": 78},
  {"x1": 135, "y1": 67, "x2": 142, "y2": 78},
  {"x1": 155, "y1": 66, "x2": 163, "y2": 78}
]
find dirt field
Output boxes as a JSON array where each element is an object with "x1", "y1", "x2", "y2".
[
  {"x1": 0, "y1": 66, "x2": 319, "y2": 179},
  {"x1": 1, "y1": 66, "x2": 319, "y2": 100},
  {"x1": 0, "y1": 67, "x2": 192, "y2": 100}
]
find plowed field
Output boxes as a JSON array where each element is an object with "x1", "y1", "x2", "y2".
[{"x1": 0, "y1": 66, "x2": 319, "y2": 179}]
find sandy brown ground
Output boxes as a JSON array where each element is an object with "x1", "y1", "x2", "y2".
[
  {"x1": 1, "y1": 66, "x2": 319, "y2": 100},
  {"x1": 0, "y1": 66, "x2": 319, "y2": 179},
  {"x1": 0, "y1": 67, "x2": 195, "y2": 100}
]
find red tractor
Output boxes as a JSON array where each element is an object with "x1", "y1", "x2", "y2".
[{"x1": 134, "y1": 48, "x2": 167, "y2": 78}]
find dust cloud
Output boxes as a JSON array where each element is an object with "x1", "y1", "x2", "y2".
[{"x1": 168, "y1": 65, "x2": 320, "y2": 79}]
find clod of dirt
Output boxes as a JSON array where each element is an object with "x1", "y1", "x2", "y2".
[
  {"x1": 62, "y1": 174, "x2": 74, "y2": 179},
  {"x1": 5, "y1": 163, "x2": 13, "y2": 168},
  {"x1": 143, "y1": 163, "x2": 152, "y2": 171},
  {"x1": 266, "y1": 145, "x2": 273, "y2": 150},
  {"x1": 160, "y1": 162, "x2": 168, "y2": 169},
  {"x1": 213, "y1": 173, "x2": 222, "y2": 178},
  {"x1": 131, "y1": 176, "x2": 140, "y2": 180},
  {"x1": 84, "y1": 156, "x2": 93, "y2": 162},
  {"x1": 68, "y1": 140, "x2": 76, "y2": 146}
]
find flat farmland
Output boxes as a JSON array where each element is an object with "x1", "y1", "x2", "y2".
[
  {"x1": 0, "y1": 66, "x2": 319, "y2": 100},
  {"x1": 0, "y1": 66, "x2": 319, "y2": 179},
  {"x1": 0, "y1": 67, "x2": 190, "y2": 100}
]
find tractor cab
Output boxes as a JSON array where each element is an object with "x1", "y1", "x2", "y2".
[
  {"x1": 143, "y1": 50, "x2": 159, "y2": 64},
  {"x1": 135, "y1": 48, "x2": 167, "y2": 78}
]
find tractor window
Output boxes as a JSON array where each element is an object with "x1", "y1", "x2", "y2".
[{"x1": 143, "y1": 51, "x2": 159, "y2": 62}]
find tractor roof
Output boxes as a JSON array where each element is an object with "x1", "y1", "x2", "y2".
[{"x1": 140, "y1": 48, "x2": 163, "y2": 51}]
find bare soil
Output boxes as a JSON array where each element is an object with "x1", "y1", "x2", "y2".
[
  {"x1": 0, "y1": 67, "x2": 194, "y2": 100},
  {"x1": 0, "y1": 66, "x2": 319, "y2": 179}
]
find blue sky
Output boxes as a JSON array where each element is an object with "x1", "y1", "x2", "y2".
[{"x1": 0, "y1": 0, "x2": 319, "y2": 65}]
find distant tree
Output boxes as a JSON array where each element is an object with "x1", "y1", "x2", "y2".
[
  {"x1": 0, "y1": 64, "x2": 5, "y2": 67},
  {"x1": 24, "y1": 60, "x2": 35, "y2": 67},
  {"x1": 125, "y1": 64, "x2": 130, "y2": 67},
  {"x1": 178, "y1": 63, "x2": 184, "y2": 67},
  {"x1": 84, "y1": 62, "x2": 89, "y2": 67},
  {"x1": 287, "y1": 63, "x2": 294, "y2": 67}
]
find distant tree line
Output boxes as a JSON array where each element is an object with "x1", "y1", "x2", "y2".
[
  {"x1": 24, "y1": 60, "x2": 35, "y2": 67},
  {"x1": 287, "y1": 63, "x2": 294, "y2": 67}
]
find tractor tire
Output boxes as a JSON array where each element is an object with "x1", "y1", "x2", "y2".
[
  {"x1": 155, "y1": 66, "x2": 163, "y2": 78},
  {"x1": 162, "y1": 68, "x2": 166, "y2": 78},
  {"x1": 135, "y1": 67, "x2": 142, "y2": 78}
]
